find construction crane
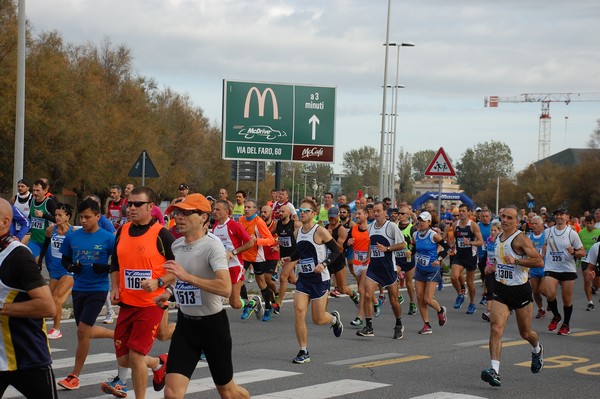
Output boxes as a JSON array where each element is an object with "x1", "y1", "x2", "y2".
[{"x1": 484, "y1": 93, "x2": 600, "y2": 160}]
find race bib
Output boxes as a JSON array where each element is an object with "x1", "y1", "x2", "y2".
[
  {"x1": 415, "y1": 253, "x2": 431, "y2": 267},
  {"x1": 355, "y1": 251, "x2": 368, "y2": 262},
  {"x1": 124, "y1": 269, "x2": 152, "y2": 290},
  {"x1": 370, "y1": 245, "x2": 384, "y2": 258},
  {"x1": 279, "y1": 236, "x2": 292, "y2": 248},
  {"x1": 496, "y1": 264, "x2": 514, "y2": 281},
  {"x1": 298, "y1": 258, "x2": 315, "y2": 273},
  {"x1": 549, "y1": 251, "x2": 565, "y2": 263},
  {"x1": 395, "y1": 249, "x2": 406, "y2": 258},
  {"x1": 457, "y1": 237, "x2": 469, "y2": 248},
  {"x1": 174, "y1": 281, "x2": 202, "y2": 306},
  {"x1": 31, "y1": 217, "x2": 45, "y2": 230}
]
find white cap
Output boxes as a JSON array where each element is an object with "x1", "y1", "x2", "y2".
[{"x1": 418, "y1": 211, "x2": 432, "y2": 222}]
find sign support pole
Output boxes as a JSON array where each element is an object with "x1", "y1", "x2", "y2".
[{"x1": 141, "y1": 151, "x2": 146, "y2": 186}]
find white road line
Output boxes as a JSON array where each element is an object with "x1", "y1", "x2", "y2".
[
  {"x1": 52, "y1": 352, "x2": 116, "y2": 369},
  {"x1": 411, "y1": 392, "x2": 489, "y2": 399},
  {"x1": 85, "y1": 369, "x2": 300, "y2": 399},
  {"x1": 326, "y1": 352, "x2": 404, "y2": 365},
  {"x1": 252, "y1": 379, "x2": 390, "y2": 399}
]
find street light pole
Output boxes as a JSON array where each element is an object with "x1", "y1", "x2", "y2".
[
  {"x1": 378, "y1": 0, "x2": 392, "y2": 201},
  {"x1": 388, "y1": 42, "x2": 414, "y2": 206}
]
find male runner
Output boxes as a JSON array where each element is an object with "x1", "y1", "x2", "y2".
[
  {"x1": 28, "y1": 179, "x2": 57, "y2": 259},
  {"x1": 481, "y1": 205, "x2": 544, "y2": 387},
  {"x1": 274, "y1": 203, "x2": 301, "y2": 313}
]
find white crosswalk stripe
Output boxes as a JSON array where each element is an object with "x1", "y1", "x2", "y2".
[{"x1": 252, "y1": 379, "x2": 391, "y2": 399}]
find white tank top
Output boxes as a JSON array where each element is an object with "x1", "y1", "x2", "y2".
[
  {"x1": 494, "y1": 230, "x2": 529, "y2": 286},
  {"x1": 544, "y1": 226, "x2": 581, "y2": 273}
]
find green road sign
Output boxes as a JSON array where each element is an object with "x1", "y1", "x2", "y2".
[{"x1": 223, "y1": 80, "x2": 335, "y2": 163}]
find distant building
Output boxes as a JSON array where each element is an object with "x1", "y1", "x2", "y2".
[
  {"x1": 412, "y1": 176, "x2": 462, "y2": 198},
  {"x1": 533, "y1": 148, "x2": 600, "y2": 168},
  {"x1": 329, "y1": 173, "x2": 345, "y2": 195}
]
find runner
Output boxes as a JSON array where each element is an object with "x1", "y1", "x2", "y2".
[
  {"x1": 273, "y1": 203, "x2": 301, "y2": 314},
  {"x1": 482, "y1": 220, "x2": 501, "y2": 322},
  {"x1": 154, "y1": 193, "x2": 250, "y2": 399},
  {"x1": 106, "y1": 185, "x2": 125, "y2": 230},
  {"x1": 326, "y1": 207, "x2": 359, "y2": 307},
  {"x1": 578, "y1": 215, "x2": 600, "y2": 311},
  {"x1": 413, "y1": 211, "x2": 450, "y2": 334},
  {"x1": 543, "y1": 208, "x2": 585, "y2": 335},
  {"x1": 259, "y1": 205, "x2": 280, "y2": 320},
  {"x1": 481, "y1": 205, "x2": 544, "y2": 387},
  {"x1": 451, "y1": 204, "x2": 483, "y2": 314},
  {"x1": 27, "y1": 179, "x2": 57, "y2": 260},
  {"x1": 396, "y1": 206, "x2": 417, "y2": 315},
  {"x1": 356, "y1": 202, "x2": 406, "y2": 339},
  {"x1": 0, "y1": 198, "x2": 58, "y2": 399},
  {"x1": 57, "y1": 198, "x2": 116, "y2": 390},
  {"x1": 102, "y1": 187, "x2": 175, "y2": 398},
  {"x1": 291, "y1": 199, "x2": 343, "y2": 364},
  {"x1": 527, "y1": 216, "x2": 547, "y2": 319},
  {"x1": 37, "y1": 203, "x2": 77, "y2": 339}
]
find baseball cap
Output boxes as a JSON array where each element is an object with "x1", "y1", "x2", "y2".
[
  {"x1": 476, "y1": 207, "x2": 482, "y2": 211},
  {"x1": 418, "y1": 211, "x2": 432, "y2": 222},
  {"x1": 452, "y1": 208, "x2": 459, "y2": 215},
  {"x1": 553, "y1": 208, "x2": 568, "y2": 215},
  {"x1": 328, "y1": 207, "x2": 340, "y2": 218},
  {"x1": 166, "y1": 193, "x2": 211, "y2": 214},
  {"x1": 178, "y1": 183, "x2": 189, "y2": 190},
  {"x1": 206, "y1": 195, "x2": 215, "y2": 201}
]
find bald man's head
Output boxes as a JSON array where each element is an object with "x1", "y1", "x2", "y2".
[{"x1": 0, "y1": 198, "x2": 13, "y2": 235}]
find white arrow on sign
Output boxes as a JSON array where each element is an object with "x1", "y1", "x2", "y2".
[{"x1": 309, "y1": 114, "x2": 320, "y2": 140}]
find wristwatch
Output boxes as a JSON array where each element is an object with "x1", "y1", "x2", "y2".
[
  {"x1": 387, "y1": 246, "x2": 391, "y2": 252},
  {"x1": 232, "y1": 249, "x2": 238, "y2": 256},
  {"x1": 157, "y1": 278, "x2": 165, "y2": 288}
]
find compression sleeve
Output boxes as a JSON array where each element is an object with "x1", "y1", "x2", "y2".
[{"x1": 322, "y1": 238, "x2": 340, "y2": 267}]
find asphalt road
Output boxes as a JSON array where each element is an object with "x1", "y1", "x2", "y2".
[{"x1": 6, "y1": 270, "x2": 600, "y2": 398}]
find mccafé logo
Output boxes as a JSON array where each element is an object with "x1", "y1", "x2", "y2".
[
  {"x1": 244, "y1": 87, "x2": 279, "y2": 119},
  {"x1": 301, "y1": 147, "x2": 324, "y2": 159}
]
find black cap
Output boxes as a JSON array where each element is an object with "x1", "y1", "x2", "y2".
[
  {"x1": 553, "y1": 208, "x2": 568, "y2": 215},
  {"x1": 17, "y1": 178, "x2": 30, "y2": 187},
  {"x1": 178, "y1": 183, "x2": 189, "y2": 190}
]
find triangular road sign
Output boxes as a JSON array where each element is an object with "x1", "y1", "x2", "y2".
[
  {"x1": 128, "y1": 150, "x2": 159, "y2": 178},
  {"x1": 424, "y1": 147, "x2": 455, "y2": 177}
]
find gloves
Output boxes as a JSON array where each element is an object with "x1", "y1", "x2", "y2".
[
  {"x1": 66, "y1": 261, "x2": 82, "y2": 274},
  {"x1": 92, "y1": 263, "x2": 110, "y2": 274}
]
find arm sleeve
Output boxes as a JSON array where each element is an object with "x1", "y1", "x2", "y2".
[
  {"x1": 158, "y1": 228, "x2": 176, "y2": 261},
  {"x1": 109, "y1": 229, "x2": 122, "y2": 273},
  {"x1": 323, "y1": 238, "x2": 340, "y2": 266},
  {"x1": 42, "y1": 200, "x2": 57, "y2": 223},
  {"x1": 11, "y1": 206, "x2": 31, "y2": 240},
  {"x1": 38, "y1": 236, "x2": 51, "y2": 265}
]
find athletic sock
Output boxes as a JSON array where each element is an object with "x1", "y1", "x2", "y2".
[
  {"x1": 152, "y1": 358, "x2": 163, "y2": 371},
  {"x1": 395, "y1": 317, "x2": 402, "y2": 326},
  {"x1": 117, "y1": 366, "x2": 128, "y2": 384},
  {"x1": 491, "y1": 360, "x2": 500, "y2": 373},
  {"x1": 563, "y1": 305, "x2": 573, "y2": 325},
  {"x1": 547, "y1": 299, "x2": 559, "y2": 317},
  {"x1": 366, "y1": 318, "x2": 373, "y2": 328},
  {"x1": 240, "y1": 284, "x2": 248, "y2": 300},
  {"x1": 261, "y1": 288, "x2": 272, "y2": 309}
]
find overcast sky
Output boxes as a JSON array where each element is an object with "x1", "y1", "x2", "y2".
[{"x1": 26, "y1": 0, "x2": 600, "y2": 173}]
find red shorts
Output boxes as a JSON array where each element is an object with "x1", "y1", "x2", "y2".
[
  {"x1": 114, "y1": 304, "x2": 165, "y2": 357},
  {"x1": 229, "y1": 265, "x2": 244, "y2": 284}
]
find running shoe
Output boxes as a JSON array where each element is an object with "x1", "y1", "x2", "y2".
[
  {"x1": 262, "y1": 309, "x2": 272, "y2": 322},
  {"x1": 103, "y1": 309, "x2": 115, "y2": 324},
  {"x1": 293, "y1": 350, "x2": 310, "y2": 364},
  {"x1": 586, "y1": 303, "x2": 595, "y2": 311},
  {"x1": 356, "y1": 326, "x2": 374, "y2": 337},
  {"x1": 557, "y1": 324, "x2": 570, "y2": 336},
  {"x1": 100, "y1": 376, "x2": 127, "y2": 398},
  {"x1": 481, "y1": 368, "x2": 501, "y2": 387},
  {"x1": 393, "y1": 323, "x2": 404, "y2": 340},
  {"x1": 466, "y1": 303, "x2": 477, "y2": 315},
  {"x1": 548, "y1": 315, "x2": 561, "y2": 331},
  {"x1": 200, "y1": 351, "x2": 206, "y2": 360},
  {"x1": 58, "y1": 374, "x2": 80, "y2": 390},
  {"x1": 272, "y1": 272, "x2": 278, "y2": 281},
  {"x1": 351, "y1": 291, "x2": 360, "y2": 307},
  {"x1": 398, "y1": 294, "x2": 405, "y2": 304},
  {"x1": 349, "y1": 317, "x2": 363, "y2": 327},
  {"x1": 152, "y1": 353, "x2": 168, "y2": 391},
  {"x1": 240, "y1": 304, "x2": 254, "y2": 320},
  {"x1": 330, "y1": 288, "x2": 341, "y2": 298},
  {"x1": 482, "y1": 311, "x2": 490, "y2": 322},
  {"x1": 535, "y1": 309, "x2": 546, "y2": 319},
  {"x1": 247, "y1": 272, "x2": 255, "y2": 283},
  {"x1": 271, "y1": 303, "x2": 280, "y2": 315},
  {"x1": 531, "y1": 344, "x2": 544, "y2": 373},
  {"x1": 438, "y1": 306, "x2": 447, "y2": 326},
  {"x1": 331, "y1": 310, "x2": 343, "y2": 337},
  {"x1": 408, "y1": 302, "x2": 417, "y2": 315},
  {"x1": 454, "y1": 294, "x2": 465, "y2": 309},
  {"x1": 379, "y1": 294, "x2": 386, "y2": 305},
  {"x1": 437, "y1": 278, "x2": 444, "y2": 291},
  {"x1": 47, "y1": 328, "x2": 62, "y2": 339},
  {"x1": 418, "y1": 324, "x2": 432, "y2": 335},
  {"x1": 479, "y1": 295, "x2": 487, "y2": 305},
  {"x1": 252, "y1": 295, "x2": 264, "y2": 320},
  {"x1": 374, "y1": 303, "x2": 382, "y2": 318}
]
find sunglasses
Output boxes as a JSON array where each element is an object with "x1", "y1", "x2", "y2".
[
  {"x1": 399, "y1": 212, "x2": 407, "y2": 215},
  {"x1": 299, "y1": 207, "x2": 313, "y2": 213},
  {"x1": 173, "y1": 209, "x2": 202, "y2": 217},
  {"x1": 127, "y1": 201, "x2": 151, "y2": 208}
]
